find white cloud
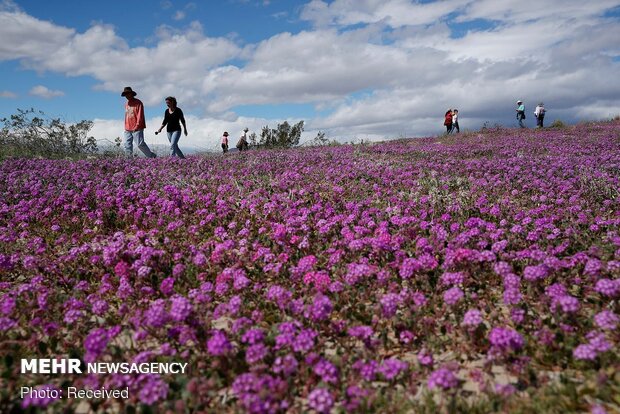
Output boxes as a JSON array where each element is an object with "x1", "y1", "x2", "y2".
[
  {"x1": 3, "y1": 18, "x2": 242, "y2": 107},
  {"x1": 0, "y1": 90, "x2": 17, "y2": 98},
  {"x1": 301, "y1": 0, "x2": 469, "y2": 28},
  {"x1": 300, "y1": 0, "x2": 620, "y2": 29},
  {"x1": 0, "y1": 0, "x2": 20, "y2": 12},
  {"x1": 0, "y1": 10, "x2": 74, "y2": 60},
  {"x1": 29, "y1": 85, "x2": 65, "y2": 99}
]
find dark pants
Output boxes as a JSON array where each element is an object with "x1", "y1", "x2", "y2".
[
  {"x1": 446, "y1": 124, "x2": 452, "y2": 134},
  {"x1": 536, "y1": 115, "x2": 544, "y2": 128},
  {"x1": 453, "y1": 122, "x2": 460, "y2": 133},
  {"x1": 221, "y1": 143, "x2": 228, "y2": 153}
]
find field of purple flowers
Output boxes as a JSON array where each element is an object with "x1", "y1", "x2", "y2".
[{"x1": 1, "y1": 121, "x2": 619, "y2": 413}]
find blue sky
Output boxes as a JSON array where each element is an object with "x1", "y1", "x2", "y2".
[
  {"x1": 1, "y1": 0, "x2": 620, "y2": 150},
  {"x1": 0, "y1": 0, "x2": 314, "y2": 121}
]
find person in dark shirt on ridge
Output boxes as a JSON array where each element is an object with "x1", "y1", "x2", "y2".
[{"x1": 156, "y1": 96, "x2": 188, "y2": 158}]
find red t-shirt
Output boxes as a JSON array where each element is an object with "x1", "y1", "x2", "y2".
[{"x1": 125, "y1": 98, "x2": 146, "y2": 131}]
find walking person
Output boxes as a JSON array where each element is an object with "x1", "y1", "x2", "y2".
[
  {"x1": 155, "y1": 96, "x2": 187, "y2": 158},
  {"x1": 236, "y1": 127, "x2": 249, "y2": 151},
  {"x1": 516, "y1": 100, "x2": 526, "y2": 128},
  {"x1": 534, "y1": 102, "x2": 546, "y2": 128},
  {"x1": 452, "y1": 109, "x2": 460, "y2": 133},
  {"x1": 221, "y1": 132, "x2": 229, "y2": 154},
  {"x1": 121, "y1": 86, "x2": 157, "y2": 158},
  {"x1": 444, "y1": 109, "x2": 453, "y2": 134}
]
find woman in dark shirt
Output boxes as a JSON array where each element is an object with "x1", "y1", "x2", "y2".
[{"x1": 156, "y1": 96, "x2": 187, "y2": 158}]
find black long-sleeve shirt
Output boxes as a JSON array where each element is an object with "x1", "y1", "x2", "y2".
[{"x1": 162, "y1": 108, "x2": 186, "y2": 132}]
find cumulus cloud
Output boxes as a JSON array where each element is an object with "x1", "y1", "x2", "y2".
[
  {"x1": 29, "y1": 85, "x2": 65, "y2": 99},
  {"x1": 0, "y1": 11, "x2": 241, "y2": 107},
  {"x1": 1, "y1": 1, "x2": 619, "y2": 142},
  {"x1": 0, "y1": 90, "x2": 17, "y2": 98},
  {"x1": 0, "y1": 10, "x2": 74, "y2": 60},
  {"x1": 301, "y1": 0, "x2": 468, "y2": 28}
]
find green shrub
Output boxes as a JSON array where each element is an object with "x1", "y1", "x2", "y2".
[
  {"x1": 0, "y1": 108, "x2": 97, "y2": 160},
  {"x1": 549, "y1": 119, "x2": 567, "y2": 129}
]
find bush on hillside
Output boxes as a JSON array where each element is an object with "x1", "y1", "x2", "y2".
[
  {"x1": 0, "y1": 108, "x2": 97, "y2": 160},
  {"x1": 258, "y1": 120, "x2": 304, "y2": 148},
  {"x1": 549, "y1": 119, "x2": 567, "y2": 129}
]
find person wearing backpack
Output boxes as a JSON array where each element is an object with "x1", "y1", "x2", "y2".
[
  {"x1": 534, "y1": 103, "x2": 546, "y2": 128},
  {"x1": 452, "y1": 109, "x2": 460, "y2": 133},
  {"x1": 236, "y1": 127, "x2": 249, "y2": 151},
  {"x1": 516, "y1": 100, "x2": 526, "y2": 128},
  {"x1": 444, "y1": 109, "x2": 453, "y2": 134}
]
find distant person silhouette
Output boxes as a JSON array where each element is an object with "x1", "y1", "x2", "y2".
[
  {"x1": 534, "y1": 103, "x2": 546, "y2": 128},
  {"x1": 444, "y1": 109, "x2": 453, "y2": 134},
  {"x1": 237, "y1": 127, "x2": 249, "y2": 151},
  {"x1": 221, "y1": 132, "x2": 229, "y2": 153},
  {"x1": 516, "y1": 100, "x2": 526, "y2": 128},
  {"x1": 452, "y1": 109, "x2": 460, "y2": 133}
]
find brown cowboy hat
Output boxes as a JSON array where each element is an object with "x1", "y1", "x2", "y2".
[{"x1": 121, "y1": 86, "x2": 137, "y2": 97}]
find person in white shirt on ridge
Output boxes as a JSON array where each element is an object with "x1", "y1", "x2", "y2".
[{"x1": 534, "y1": 103, "x2": 546, "y2": 128}]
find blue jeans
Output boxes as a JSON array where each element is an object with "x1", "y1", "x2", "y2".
[
  {"x1": 167, "y1": 130, "x2": 185, "y2": 158},
  {"x1": 124, "y1": 130, "x2": 156, "y2": 158},
  {"x1": 517, "y1": 117, "x2": 526, "y2": 128}
]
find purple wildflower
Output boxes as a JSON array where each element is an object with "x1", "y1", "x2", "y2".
[
  {"x1": 307, "y1": 388, "x2": 334, "y2": 414},
  {"x1": 557, "y1": 295, "x2": 580, "y2": 314},
  {"x1": 523, "y1": 264, "x2": 549, "y2": 281},
  {"x1": 488, "y1": 327, "x2": 524, "y2": 352},
  {"x1": 307, "y1": 294, "x2": 333, "y2": 322},
  {"x1": 440, "y1": 271, "x2": 466, "y2": 286},
  {"x1": 594, "y1": 279, "x2": 619, "y2": 297},
  {"x1": 594, "y1": 310, "x2": 619, "y2": 330},
  {"x1": 355, "y1": 360, "x2": 378, "y2": 381},
  {"x1": 207, "y1": 330, "x2": 232, "y2": 356},
  {"x1": 169, "y1": 295, "x2": 192, "y2": 321},
  {"x1": 144, "y1": 299, "x2": 168, "y2": 328},
  {"x1": 272, "y1": 354, "x2": 298, "y2": 376},
  {"x1": 503, "y1": 288, "x2": 522, "y2": 305},
  {"x1": 84, "y1": 328, "x2": 109, "y2": 361},
  {"x1": 313, "y1": 359, "x2": 339, "y2": 383},
  {"x1": 138, "y1": 375, "x2": 169, "y2": 405},
  {"x1": 443, "y1": 286, "x2": 464, "y2": 306},
  {"x1": 159, "y1": 277, "x2": 175, "y2": 296},
  {"x1": 293, "y1": 329, "x2": 317, "y2": 353},
  {"x1": 573, "y1": 344, "x2": 598, "y2": 360},
  {"x1": 428, "y1": 368, "x2": 459, "y2": 390},
  {"x1": 245, "y1": 343, "x2": 269, "y2": 364},
  {"x1": 379, "y1": 358, "x2": 408, "y2": 380},
  {"x1": 462, "y1": 309, "x2": 483, "y2": 327},
  {"x1": 242, "y1": 328, "x2": 265, "y2": 345}
]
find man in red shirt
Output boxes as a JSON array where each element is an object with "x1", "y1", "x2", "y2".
[{"x1": 121, "y1": 87, "x2": 156, "y2": 158}]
